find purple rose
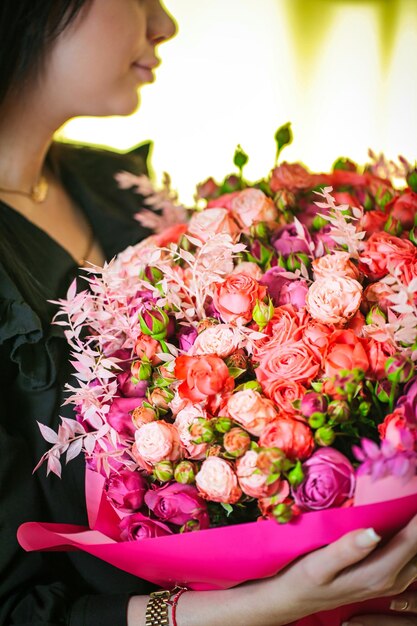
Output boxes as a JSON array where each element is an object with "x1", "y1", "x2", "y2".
[
  {"x1": 144, "y1": 482, "x2": 210, "y2": 529},
  {"x1": 117, "y1": 372, "x2": 148, "y2": 398},
  {"x1": 292, "y1": 448, "x2": 355, "y2": 511},
  {"x1": 178, "y1": 325, "x2": 198, "y2": 352},
  {"x1": 105, "y1": 470, "x2": 148, "y2": 513},
  {"x1": 397, "y1": 377, "x2": 417, "y2": 425},
  {"x1": 107, "y1": 397, "x2": 143, "y2": 437},
  {"x1": 272, "y1": 223, "x2": 311, "y2": 257},
  {"x1": 119, "y1": 513, "x2": 172, "y2": 541},
  {"x1": 260, "y1": 266, "x2": 308, "y2": 309}
]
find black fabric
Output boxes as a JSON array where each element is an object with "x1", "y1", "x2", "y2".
[{"x1": 0, "y1": 141, "x2": 157, "y2": 626}]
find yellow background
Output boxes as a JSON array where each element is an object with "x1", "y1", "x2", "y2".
[{"x1": 58, "y1": 0, "x2": 417, "y2": 204}]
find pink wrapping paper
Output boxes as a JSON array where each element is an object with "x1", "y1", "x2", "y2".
[{"x1": 17, "y1": 470, "x2": 417, "y2": 626}]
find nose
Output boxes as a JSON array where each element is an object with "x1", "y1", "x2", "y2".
[{"x1": 148, "y1": 1, "x2": 178, "y2": 46}]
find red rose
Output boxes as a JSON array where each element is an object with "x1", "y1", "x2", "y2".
[
  {"x1": 259, "y1": 417, "x2": 314, "y2": 460},
  {"x1": 387, "y1": 190, "x2": 417, "y2": 230}
]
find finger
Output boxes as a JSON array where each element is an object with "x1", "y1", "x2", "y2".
[
  {"x1": 392, "y1": 562, "x2": 417, "y2": 596},
  {"x1": 343, "y1": 616, "x2": 417, "y2": 625},
  {"x1": 390, "y1": 592, "x2": 417, "y2": 614},
  {"x1": 303, "y1": 528, "x2": 381, "y2": 585},
  {"x1": 365, "y1": 515, "x2": 417, "y2": 580}
]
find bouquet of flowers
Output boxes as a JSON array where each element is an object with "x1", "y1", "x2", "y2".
[{"x1": 18, "y1": 125, "x2": 417, "y2": 625}]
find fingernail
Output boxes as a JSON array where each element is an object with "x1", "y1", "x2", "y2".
[
  {"x1": 390, "y1": 599, "x2": 410, "y2": 611},
  {"x1": 355, "y1": 528, "x2": 381, "y2": 548}
]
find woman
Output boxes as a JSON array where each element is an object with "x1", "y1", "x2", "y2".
[{"x1": 1, "y1": 1, "x2": 417, "y2": 625}]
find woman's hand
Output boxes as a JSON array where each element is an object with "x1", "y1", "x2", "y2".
[{"x1": 343, "y1": 591, "x2": 417, "y2": 625}]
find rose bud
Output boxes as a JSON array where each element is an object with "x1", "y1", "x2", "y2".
[
  {"x1": 252, "y1": 298, "x2": 275, "y2": 330},
  {"x1": 272, "y1": 502, "x2": 294, "y2": 524},
  {"x1": 375, "y1": 380, "x2": 391, "y2": 403},
  {"x1": 206, "y1": 444, "x2": 222, "y2": 457},
  {"x1": 214, "y1": 417, "x2": 233, "y2": 434},
  {"x1": 174, "y1": 461, "x2": 196, "y2": 484},
  {"x1": 407, "y1": 168, "x2": 417, "y2": 193},
  {"x1": 365, "y1": 305, "x2": 387, "y2": 326},
  {"x1": 196, "y1": 176, "x2": 219, "y2": 200},
  {"x1": 286, "y1": 252, "x2": 310, "y2": 272},
  {"x1": 287, "y1": 460, "x2": 304, "y2": 488},
  {"x1": 256, "y1": 447, "x2": 287, "y2": 475},
  {"x1": 327, "y1": 400, "x2": 350, "y2": 423},
  {"x1": 308, "y1": 413, "x2": 326, "y2": 429},
  {"x1": 105, "y1": 469, "x2": 148, "y2": 513},
  {"x1": 119, "y1": 513, "x2": 172, "y2": 541},
  {"x1": 153, "y1": 460, "x2": 175, "y2": 483},
  {"x1": 300, "y1": 392, "x2": 328, "y2": 419},
  {"x1": 143, "y1": 266, "x2": 163, "y2": 285},
  {"x1": 180, "y1": 519, "x2": 201, "y2": 533},
  {"x1": 131, "y1": 360, "x2": 152, "y2": 382},
  {"x1": 189, "y1": 418, "x2": 216, "y2": 445},
  {"x1": 385, "y1": 355, "x2": 414, "y2": 384},
  {"x1": 315, "y1": 425, "x2": 336, "y2": 446},
  {"x1": 139, "y1": 305, "x2": 170, "y2": 341},
  {"x1": 149, "y1": 388, "x2": 173, "y2": 411},
  {"x1": 223, "y1": 427, "x2": 251, "y2": 458},
  {"x1": 132, "y1": 405, "x2": 157, "y2": 429}
]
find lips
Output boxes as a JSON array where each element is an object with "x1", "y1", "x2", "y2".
[{"x1": 132, "y1": 58, "x2": 160, "y2": 84}]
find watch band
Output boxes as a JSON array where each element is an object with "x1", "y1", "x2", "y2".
[{"x1": 145, "y1": 590, "x2": 171, "y2": 626}]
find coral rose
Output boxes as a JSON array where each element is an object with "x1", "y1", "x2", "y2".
[
  {"x1": 133, "y1": 421, "x2": 181, "y2": 468},
  {"x1": 231, "y1": 188, "x2": 277, "y2": 228},
  {"x1": 378, "y1": 409, "x2": 409, "y2": 450},
  {"x1": 256, "y1": 341, "x2": 320, "y2": 386},
  {"x1": 301, "y1": 319, "x2": 334, "y2": 363},
  {"x1": 365, "y1": 338, "x2": 396, "y2": 380},
  {"x1": 306, "y1": 276, "x2": 363, "y2": 325},
  {"x1": 312, "y1": 251, "x2": 360, "y2": 281},
  {"x1": 213, "y1": 273, "x2": 267, "y2": 324},
  {"x1": 270, "y1": 162, "x2": 322, "y2": 193},
  {"x1": 225, "y1": 389, "x2": 278, "y2": 436},
  {"x1": 324, "y1": 329, "x2": 369, "y2": 378},
  {"x1": 261, "y1": 378, "x2": 306, "y2": 416},
  {"x1": 252, "y1": 304, "x2": 302, "y2": 360},
  {"x1": 359, "y1": 232, "x2": 417, "y2": 280},
  {"x1": 188, "y1": 208, "x2": 240, "y2": 243},
  {"x1": 236, "y1": 450, "x2": 286, "y2": 499},
  {"x1": 259, "y1": 417, "x2": 315, "y2": 460},
  {"x1": 174, "y1": 354, "x2": 234, "y2": 403},
  {"x1": 195, "y1": 457, "x2": 242, "y2": 504}
]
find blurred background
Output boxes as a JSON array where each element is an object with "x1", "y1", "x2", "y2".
[{"x1": 57, "y1": 0, "x2": 417, "y2": 204}]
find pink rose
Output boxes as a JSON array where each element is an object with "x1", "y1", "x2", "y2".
[
  {"x1": 192, "y1": 324, "x2": 241, "y2": 358},
  {"x1": 306, "y1": 276, "x2": 363, "y2": 325},
  {"x1": 359, "y1": 232, "x2": 417, "y2": 280},
  {"x1": 144, "y1": 482, "x2": 209, "y2": 529},
  {"x1": 119, "y1": 513, "x2": 172, "y2": 541},
  {"x1": 256, "y1": 341, "x2": 320, "y2": 386},
  {"x1": 232, "y1": 262, "x2": 264, "y2": 281},
  {"x1": 117, "y1": 372, "x2": 148, "y2": 399},
  {"x1": 378, "y1": 409, "x2": 409, "y2": 449},
  {"x1": 301, "y1": 318, "x2": 334, "y2": 363},
  {"x1": 174, "y1": 404, "x2": 209, "y2": 459},
  {"x1": 104, "y1": 469, "x2": 148, "y2": 514},
  {"x1": 195, "y1": 457, "x2": 242, "y2": 504},
  {"x1": 261, "y1": 378, "x2": 306, "y2": 416},
  {"x1": 312, "y1": 251, "x2": 360, "y2": 281},
  {"x1": 225, "y1": 389, "x2": 278, "y2": 436},
  {"x1": 213, "y1": 273, "x2": 267, "y2": 325},
  {"x1": 259, "y1": 417, "x2": 315, "y2": 460},
  {"x1": 207, "y1": 191, "x2": 240, "y2": 210},
  {"x1": 293, "y1": 448, "x2": 355, "y2": 511},
  {"x1": 188, "y1": 208, "x2": 240, "y2": 243},
  {"x1": 362, "y1": 281, "x2": 395, "y2": 315},
  {"x1": 252, "y1": 304, "x2": 302, "y2": 360},
  {"x1": 365, "y1": 338, "x2": 396, "y2": 380},
  {"x1": 133, "y1": 421, "x2": 181, "y2": 468},
  {"x1": 107, "y1": 397, "x2": 143, "y2": 438},
  {"x1": 236, "y1": 450, "x2": 286, "y2": 498},
  {"x1": 230, "y1": 188, "x2": 277, "y2": 228}
]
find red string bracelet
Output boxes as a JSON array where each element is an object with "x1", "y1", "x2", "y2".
[{"x1": 167, "y1": 586, "x2": 188, "y2": 626}]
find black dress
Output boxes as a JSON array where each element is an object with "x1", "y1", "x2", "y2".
[{"x1": 0, "y1": 142, "x2": 158, "y2": 626}]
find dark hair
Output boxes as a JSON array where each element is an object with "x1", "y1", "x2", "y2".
[{"x1": 0, "y1": 1, "x2": 90, "y2": 322}]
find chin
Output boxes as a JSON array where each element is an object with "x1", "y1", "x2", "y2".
[{"x1": 87, "y1": 90, "x2": 141, "y2": 118}]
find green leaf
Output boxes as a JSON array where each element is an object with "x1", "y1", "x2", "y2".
[
  {"x1": 234, "y1": 145, "x2": 249, "y2": 172},
  {"x1": 228, "y1": 367, "x2": 246, "y2": 379},
  {"x1": 275, "y1": 122, "x2": 293, "y2": 163},
  {"x1": 220, "y1": 503, "x2": 234, "y2": 516}
]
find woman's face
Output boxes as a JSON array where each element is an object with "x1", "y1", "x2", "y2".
[{"x1": 41, "y1": 0, "x2": 176, "y2": 119}]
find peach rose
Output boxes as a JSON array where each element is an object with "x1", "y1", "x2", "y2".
[
  {"x1": 312, "y1": 251, "x2": 360, "y2": 281},
  {"x1": 192, "y1": 324, "x2": 241, "y2": 358},
  {"x1": 359, "y1": 232, "x2": 417, "y2": 280},
  {"x1": 256, "y1": 341, "x2": 320, "y2": 386},
  {"x1": 252, "y1": 304, "x2": 302, "y2": 360},
  {"x1": 174, "y1": 405, "x2": 209, "y2": 460},
  {"x1": 195, "y1": 457, "x2": 242, "y2": 504},
  {"x1": 134, "y1": 334, "x2": 161, "y2": 365},
  {"x1": 174, "y1": 354, "x2": 234, "y2": 403},
  {"x1": 301, "y1": 318, "x2": 334, "y2": 363},
  {"x1": 225, "y1": 389, "x2": 278, "y2": 436},
  {"x1": 133, "y1": 421, "x2": 181, "y2": 468},
  {"x1": 261, "y1": 378, "x2": 306, "y2": 416},
  {"x1": 259, "y1": 417, "x2": 315, "y2": 460},
  {"x1": 365, "y1": 338, "x2": 396, "y2": 381},
  {"x1": 213, "y1": 273, "x2": 267, "y2": 324},
  {"x1": 232, "y1": 262, "x2": 264, "y2": 281},
  {"x1": 230, "y1": 188, "x2": 277, "y2": 229},
  {"x1": 362, "y1": 281, "x2": 395, "y2": 315},
  {"x1": 236, "y1": 450, "x2": 284, "y2": 498},
  {"x1": 324, "y1": 329, "x2": 369, "y2": 378},
  {"x1": 223, "y1": 428, "x2": 251, "y2": 457},
  {"x1": 306, "y1": 276, "x2": 363, "y2": 325},
  {"x1": 188, "y1": 208, "x2": 240, "y2": 244}
]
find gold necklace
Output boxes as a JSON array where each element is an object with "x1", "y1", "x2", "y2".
[{"x1": 0, "y1": 175, "x2": 49, "y2": 204}]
